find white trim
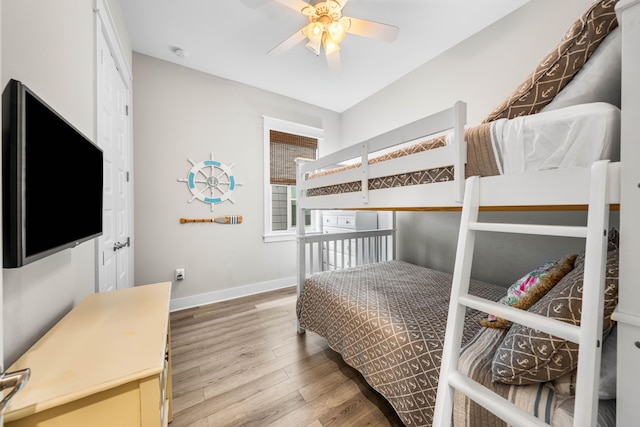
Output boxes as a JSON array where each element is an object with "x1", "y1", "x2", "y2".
[
  {"x1": 263, "y1": 116, "x2": 325, "y2": 140},
  {"x1": 94, "y1": 0, "x2": 134, "y2": 291},
  {"x1": 169, "y1": 277, "x2": 296, "y2": 312},
  {"x1": 263, "y1": 232, "x2": 296, "y2": 243},
  {"x1": 93, "y1": 0, "x2": 132, "y2": 84}
]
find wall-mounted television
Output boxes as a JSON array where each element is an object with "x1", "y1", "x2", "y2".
[{"x1": 2, "y1": 79, "x2": 103, "y2": 268}]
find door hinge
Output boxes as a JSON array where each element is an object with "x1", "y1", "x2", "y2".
[
  {"x1": 126, "y1": 171, "x2": 130, "y2": 182},
  {"x1": 125, "y1": 105, "x2": 129, "y2": 116}
]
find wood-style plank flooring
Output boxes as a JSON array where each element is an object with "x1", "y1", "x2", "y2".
[{"x1": 169, "y1": 286, "x2": 404, "y2": 427}]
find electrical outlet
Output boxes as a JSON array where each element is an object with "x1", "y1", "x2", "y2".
[{"x1": 175, "y1": 268, "x2": 185, "y2": 281}]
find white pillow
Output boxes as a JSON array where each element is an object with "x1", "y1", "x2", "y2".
[
  {"x1": 493, "y1": 102, "x2": 620, "y2": 175},
  {"x1": 542, "y1": 26, "x2": 621, "y2": 112}
]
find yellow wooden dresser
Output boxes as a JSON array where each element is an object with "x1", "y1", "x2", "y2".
[{"x1": 4, "y1": 282, "x2": 173, "y2": 426}]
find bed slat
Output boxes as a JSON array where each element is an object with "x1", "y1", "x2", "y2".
[
  {"x1": 300, "y1": 229, "x2": 395, "y2": 275},
  {"x1": 468, "y1": 222, "x2": 588, "y2": 238}
]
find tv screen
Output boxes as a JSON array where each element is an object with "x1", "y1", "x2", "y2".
[{"x1": 3, "y1": 79, "x2": 103, "y2": 268}]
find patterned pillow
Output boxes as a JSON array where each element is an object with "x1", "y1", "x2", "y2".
[
  {"x1": 480, "y1": 254, "x2": 576, "y2": 328},
  {"x1": 482, "y1": 0, "x2": 619, "y2": 123},
  {"x1": 574, "y1": 226, "x2": 619, "y2": 269},
  {"x1": 492, "y1": 249, "x2": 619, "y2": 385},
  {"x1": 541, "y1": 26, "x2": 621, "y2": 112},
  {"x1": 550, "y1": 324, "x2": 617, "y2": 399}
]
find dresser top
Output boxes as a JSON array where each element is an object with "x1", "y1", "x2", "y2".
[{"x1": 5, "y1": 282, "x2": 172, "y2": 421}]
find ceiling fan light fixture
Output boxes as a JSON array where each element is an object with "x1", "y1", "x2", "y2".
[
  {"x1": 306, "y1": 37, "x2": 322, "y2": 55},
  {"x1": 305, "y1": 21, "x2": 324, "y2": 38},
  {"x1": 328, "y1": 20, "x2": 346, "y2": 43},
  {"x1": 268, "y1": 0, "x2": 398, "y2": 70},
  {"x1": 322, "y1": 32, "x2": 340, "y2": 56}
]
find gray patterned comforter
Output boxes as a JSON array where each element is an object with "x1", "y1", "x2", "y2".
[{"x1": 296, "y1": 260, "x2": 506, "y2": 426}]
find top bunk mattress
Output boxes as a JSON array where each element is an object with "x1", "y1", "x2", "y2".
[{"x1": 305, "y1": 102, "x2": 620, "y2": 197}]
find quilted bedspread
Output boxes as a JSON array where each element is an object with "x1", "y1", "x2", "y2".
[{"x1": 296, "y1": 260, "x2": 506, "y2": 426}]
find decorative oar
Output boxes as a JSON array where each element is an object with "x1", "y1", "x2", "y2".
[{"x1": 180, "y1": 215, "x2": 242, "y2": 224}]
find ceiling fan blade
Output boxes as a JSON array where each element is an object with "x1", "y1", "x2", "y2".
[
  {"x1": 272, "y1": 0, "x2": 316, "y2": 16},
  {"x1": 344, "y1": 17, "x2": 399, "y2": 42},
  {"x1": 333, "y1": 0, "x2": 349, "y2": 10},
  {"x1": 268, "y1": 27, "x2": 308, "y2": 55},
  {"x1": 326, "y1": 51, "x2": 342, "y2": 75}
]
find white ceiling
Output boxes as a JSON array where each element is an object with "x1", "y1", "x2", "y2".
[{"x1": 118, "y1": 0, "x2": 529, "y2": 112}]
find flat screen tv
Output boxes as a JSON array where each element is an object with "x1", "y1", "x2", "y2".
[{"x1": 2, "y1": 79, "x2": 103, "y2": 268}]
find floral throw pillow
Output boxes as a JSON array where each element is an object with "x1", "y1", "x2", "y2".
[
  {"x1": 492, "y1": 249, "x2": 619, "y2": 385},
  {"x1": 480, "y1": 254, "x2": 577, "y2": 328}
]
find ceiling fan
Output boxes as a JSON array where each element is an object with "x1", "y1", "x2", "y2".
[{"x1": 267, "y1": 0, "x2": 399, "y2": 73}]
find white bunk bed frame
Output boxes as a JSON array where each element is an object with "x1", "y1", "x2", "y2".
[
  {"x1": 434, "y1": 159, "x2": 614, "y2": 427},
  {"x1": 296, "y1": 100, "x2": 468, "y2": 212},
  {"x1": 294, "y1": 1, "x2": 638, "y2": 425},
  {"x1": 612, "y1": 2, "x2": 640, "y2": 427}
]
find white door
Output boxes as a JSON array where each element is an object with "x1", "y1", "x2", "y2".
[{"x1": 97, "y1": 26, "x2": 131, "y2": 292}]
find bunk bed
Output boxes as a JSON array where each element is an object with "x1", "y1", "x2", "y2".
[{"x1": 294, "y1": 0, "x2": 630, "y2": 425}]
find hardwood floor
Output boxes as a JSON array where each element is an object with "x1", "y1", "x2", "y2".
[{"x1": 169, "y1": 286, "x2": 405, "y2": 427}]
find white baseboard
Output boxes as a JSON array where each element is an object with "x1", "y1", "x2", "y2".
[{"x1": 169, "y1": 276, "x2": 296, "y2": 312}]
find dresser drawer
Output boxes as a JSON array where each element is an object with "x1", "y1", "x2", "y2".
[
  {"x1": 337, "y1": 215, "x2": 356, "y2": 229},
  {"x1": 321, "y1": 211, "x2": 377, "y2": 233},
  {"x1": 323, "y1": 215, "x2": 338, "y2": 227}
]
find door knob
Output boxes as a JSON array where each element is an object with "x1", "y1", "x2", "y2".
[{"x1": 113, "y1": 237, "x2": 131, "y2": 252}]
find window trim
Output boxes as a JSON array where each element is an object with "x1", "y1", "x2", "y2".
[{"x1": 263, "y1": 116, "x2": 324, "y2": 243}]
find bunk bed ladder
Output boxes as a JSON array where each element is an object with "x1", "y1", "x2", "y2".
[{"x1": 433, "y1": 160, "x2": 611, "y2": 427}]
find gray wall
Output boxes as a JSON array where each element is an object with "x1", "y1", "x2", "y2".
[
  {"x1": 131, "y1": 53, "x2": 341, "y2": 305},
  {"x1": 0, "y1": 0, "x2": 131, "y2": 366},
  {"x1": 397, "y1": 210, "x2": 618, "y2": 287},
  {"x1": 340, "y1": 0, "x2": 617, "y2": 286}
]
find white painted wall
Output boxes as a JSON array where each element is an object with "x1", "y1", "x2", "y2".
[
  {"x1": 131, "y1": 53, "x2": 341, "y2": 309},
  {"x1": 340, "y1": 0, "x2": 621, "y2": 286},
  {"x1": 0, "y1": 0, "x2": 131, "y2": 366}
]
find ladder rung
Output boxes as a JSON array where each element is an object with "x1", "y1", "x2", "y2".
[
  {"x1": 447, "y1": 372, "x2": 549, "y2": 427},
  {"x1": 468, "y1": 222, "x2": 588, "y2": 238},
  {"x1": 459, "y1": 295, "x2": 581, "y2": 343}
]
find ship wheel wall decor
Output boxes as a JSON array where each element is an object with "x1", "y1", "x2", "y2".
[{"x1": 177, "y1": 153, "x2": 243, "y2": 212}]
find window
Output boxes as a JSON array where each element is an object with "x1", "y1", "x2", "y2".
[{"x1": 263, "y1": 117, "x2": 323, "y2": 242}]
